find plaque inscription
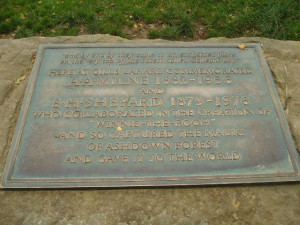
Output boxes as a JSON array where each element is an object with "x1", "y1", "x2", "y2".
[{"x1": 2, "y1": 43, "x2": 300, "y2": 188}]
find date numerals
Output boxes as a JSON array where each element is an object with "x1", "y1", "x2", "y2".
[
  {"x1": 170, "y1": 96, "x2": 250, "y2": 107},
  {"x1": 156, "y1": 76, "x2": 232, "y2": 86}
]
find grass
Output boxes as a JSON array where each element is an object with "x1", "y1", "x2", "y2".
[{"x1": 0, "y1": 0, "x2": 299, "y2": 40}]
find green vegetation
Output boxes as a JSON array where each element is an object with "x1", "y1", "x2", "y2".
[{"x1": 0, "y1": 0, "x2": 299, "y2": 40}]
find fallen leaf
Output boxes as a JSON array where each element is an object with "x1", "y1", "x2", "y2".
[
  {"x1": 133, "y1": 23, "x2": 138, "y2": 29},
  {"x1": 31, "y1": 54, "x2": 36, "y2": 63},
  {"x1": 197, "y1": 28, "x2": 205, "y2": 36},
  {"x1": 117, "y1": 126, "x2": 122, "y2": 131},
  {"x1": 14, "y1": 79, "x2": 21, "y2": 86},
  {"x1": 234, "y1": 203, "x2": 240, "y2": 209},
  {"x1": 238, "y1": 44, "x2": 246, "y2": 50},
  {"x1": 264, "y1": 53, "x2": 268, "y2": 59},
  {"x1": 20, "y1": 13, "x2": 26, "y2": 19},
  {"x1": 96, "y1": 12, "x2": 101, "y2": 16},
  {"x1": 186, "y1": 9, "x2": 191, "y2": 14},
  {"x1": 20, "y1": 75, "x2": 26, "y2": 81},
  {"x1": 157, "y1": 3, "x2": 163, "y2": 8},
  {"x1": 110, "y1": 3, "x2": 115, "y2": 7}
]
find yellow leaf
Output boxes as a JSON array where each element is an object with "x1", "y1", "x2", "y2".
[
  {"x1": 238, "y1": 44, "x2": 246, "y2": 50},
  {"x1": 117, "y1": 126, "x2": 122, "y2": 131},
  {"x1": 20, "y1": 75, "x2": 26, "y2": 81},
  {"x1": 234, "y1": 203, "x2": 240, "y2": 209},
  {"x1": 14, "y1": 79, "x2": 21, "y2": 86},
  {"x1": 133, "y1": 23, "x2": 138, "y2": 29},
  {"x1": 20, "y1": 13, "x2": 26, "y2": 19}
]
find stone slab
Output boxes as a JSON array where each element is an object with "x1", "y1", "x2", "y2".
[
  {"x1": 0, "y1": 35, "x2": 299, "y2": 225},
  {"x1": 1, "y1": 42, "x2": 300, "y2": 188}
]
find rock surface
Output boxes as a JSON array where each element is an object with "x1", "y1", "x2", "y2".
[{"x1": 0, "y1": 35, "x2": 299, "y2": 225}]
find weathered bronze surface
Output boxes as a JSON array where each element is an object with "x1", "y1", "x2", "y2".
[{"x1": 2, "y1": 43, "x2": 300, "y2": 188}]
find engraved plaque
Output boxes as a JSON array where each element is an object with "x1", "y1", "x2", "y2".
[{"x1": 2, "y1": 43, "x2": 300, "y2": 188}]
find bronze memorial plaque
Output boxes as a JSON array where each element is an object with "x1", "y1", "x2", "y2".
[{"x1": 2, "y1": 43, "x2": 300, "y2": 188}]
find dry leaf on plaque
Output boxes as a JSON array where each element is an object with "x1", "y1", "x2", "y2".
[{"x1": 238, "y1": 44, "x2": 246, "y2": 50}]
